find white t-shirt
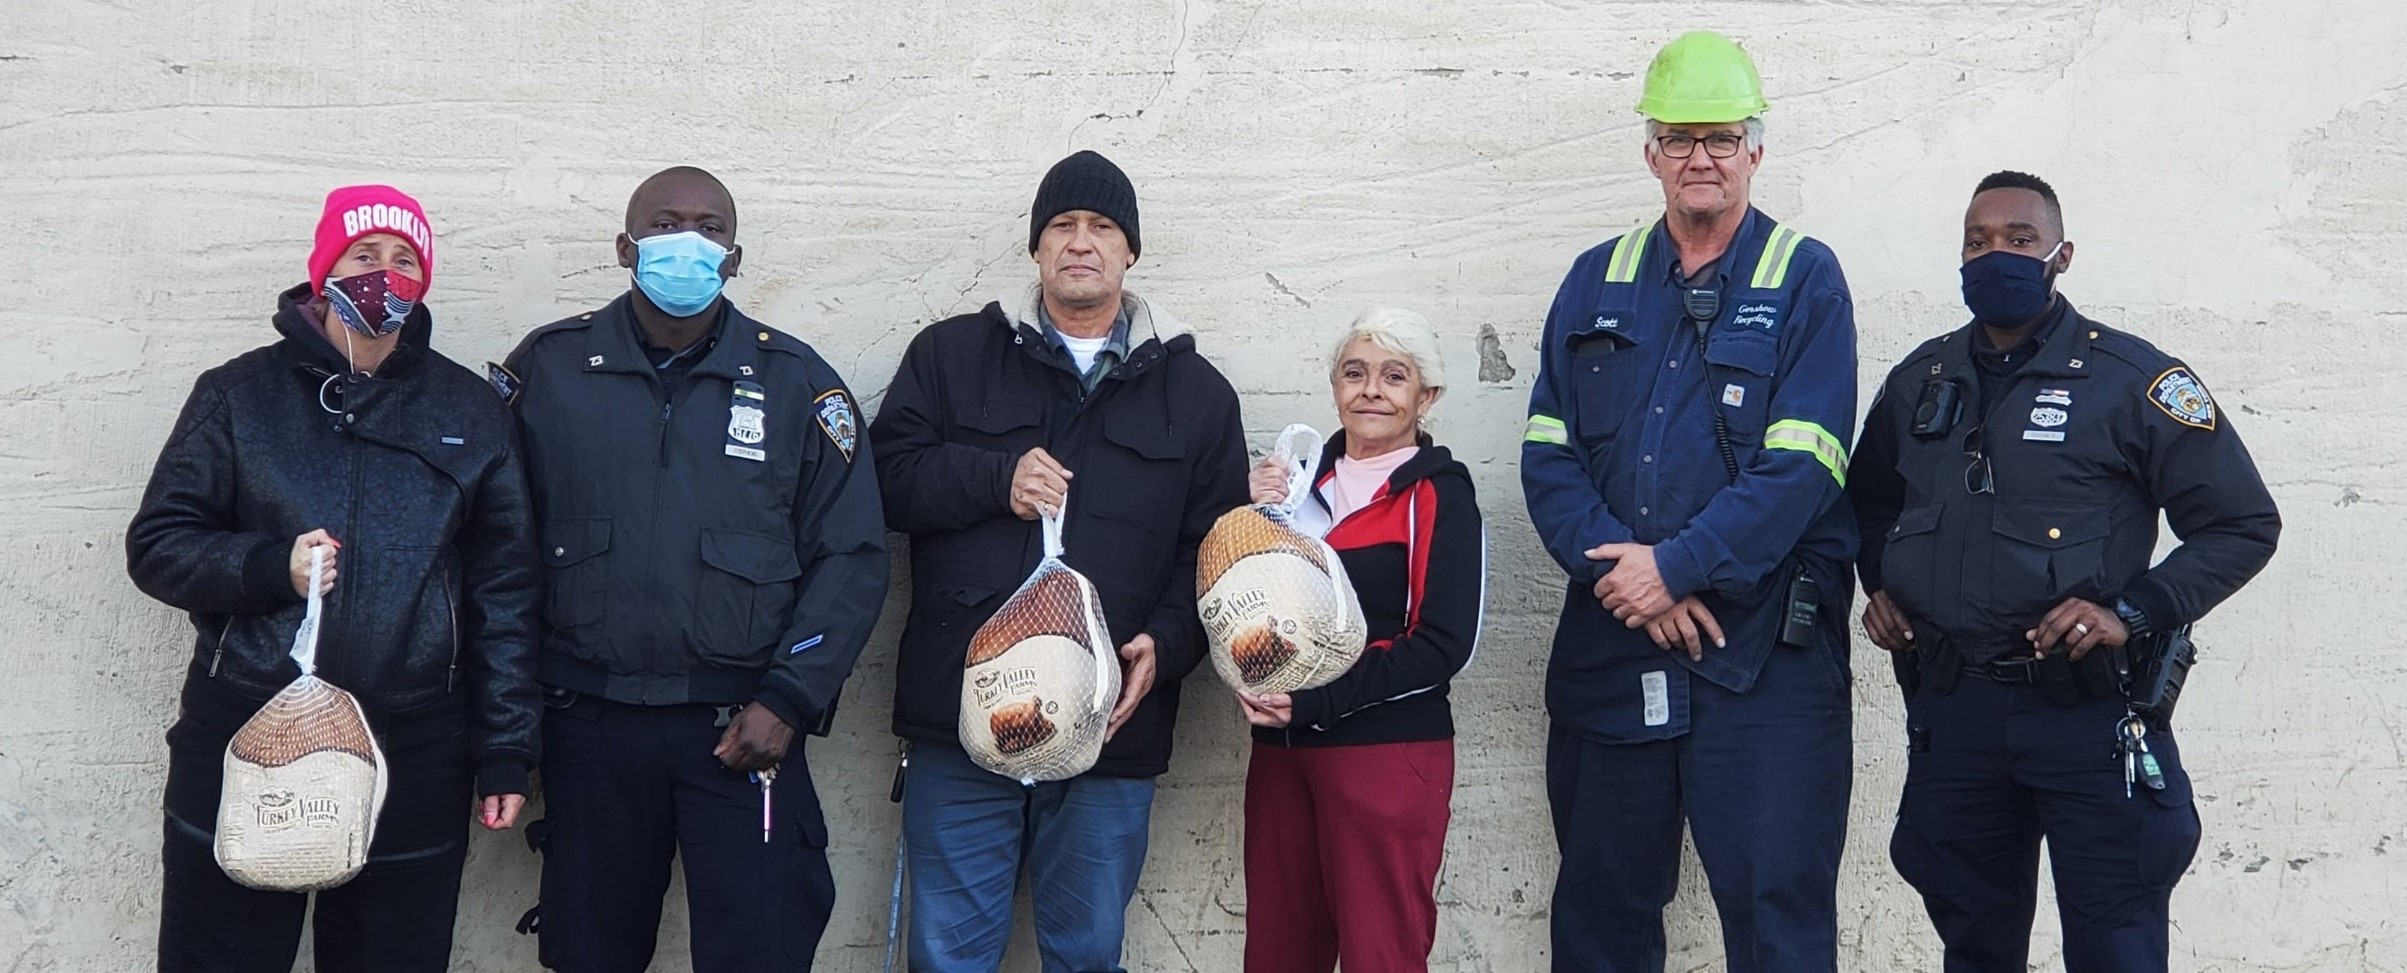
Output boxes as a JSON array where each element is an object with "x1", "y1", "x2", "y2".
[{"x1": 1060, "y1": 332, "x2": 1109, "y2": 374}]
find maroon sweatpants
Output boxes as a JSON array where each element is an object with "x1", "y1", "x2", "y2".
[{"x1": 1243, "y1": 739, "x2": 1455, "y2": 973}]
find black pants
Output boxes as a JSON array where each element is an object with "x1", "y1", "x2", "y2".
[
  {"x1": 531, "y1": 694, "x2": 835, "y2": 973},
  {"x1": 1890, "y1": 677, "x2": 2201, "y2": 972},
  {"x1": 158, "y1": 675, "x2": 472, "y2": 973}
]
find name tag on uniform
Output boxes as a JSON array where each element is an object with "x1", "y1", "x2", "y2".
[
  {"x1": 2023, "y1": 430, "x2": 2066, "y2": 442},
  {"x1": 726, "y1": 381, "x2": 767, "y2": 462}
]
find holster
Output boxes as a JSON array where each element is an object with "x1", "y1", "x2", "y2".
[
  {"x1": 2027, "y1": 646, "x2": 2118, "y2": 705},
  {"x1": 1913, "y1": 629, "x2": 1964, "y2": 696},
  {"x1": 2120, "y1": 627, "x2": 2197, "y2": 727},
  {"x1": 1889, "y1": 644, "x2": 1920, "y2": 700}
]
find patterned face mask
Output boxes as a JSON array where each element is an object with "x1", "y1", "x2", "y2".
[{"x1": 323, "y1": 269, "x2": 426, "y2": 338}]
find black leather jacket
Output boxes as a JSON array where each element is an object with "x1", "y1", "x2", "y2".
[{"x1": 127, "y1": 284, "x2": 541, "y2": 795}]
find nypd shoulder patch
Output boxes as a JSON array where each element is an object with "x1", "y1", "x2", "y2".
[
  {"x1": 2148, "y1": 366, "x2": 2217, "y2": 431},
  {"x1": 815, "y1": 389, "x2": 859, "y2": 462},
  {"x1": 486, "y1": 362, "x2": 521, "y2": 404}
]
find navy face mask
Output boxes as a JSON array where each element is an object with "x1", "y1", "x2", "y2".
[{"x1": 1960, "y1": 241, "x2": 2064, "y2": 328}]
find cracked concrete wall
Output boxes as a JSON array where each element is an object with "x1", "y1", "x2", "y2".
[{"x1": 2, "y1": 0, "x2": 2401, "y2": 969}]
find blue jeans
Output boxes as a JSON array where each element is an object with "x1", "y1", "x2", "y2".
[{"x1": 901, "y1": 741, "x2": 1156, "y2": 973}]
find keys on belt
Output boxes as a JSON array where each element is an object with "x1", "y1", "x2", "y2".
[{"x1": 2115, "y1": 712, "x2": 2166, "y2": 799}]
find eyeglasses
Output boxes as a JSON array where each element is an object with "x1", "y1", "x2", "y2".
[
  {"x1": 1962, "y1": 426, "x2": 1992, "y2": 495},
  {"x1": 1653, "y1": 133, "x2": 1747, "y2": 160}
]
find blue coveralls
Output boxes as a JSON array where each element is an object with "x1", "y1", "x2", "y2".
[
  {"x1": 1849, "y1": 300, "x2": 2280, "y2": 973},
  {"x1": 1522, "y1": 208, "x2": 1859, "y2": 973}
]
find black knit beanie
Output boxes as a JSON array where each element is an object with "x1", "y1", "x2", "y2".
[{"x1": 1028, "y1": 150, "x2": 1140, "y2": 258}]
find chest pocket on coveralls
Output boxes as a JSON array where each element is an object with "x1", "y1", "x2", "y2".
[
  {"x1": 1567, "y1": 327, "x2": 1642, "y2": 446},
  {"x1": 1702, "y1": 328, "x2": 1777, "y2": 445}
]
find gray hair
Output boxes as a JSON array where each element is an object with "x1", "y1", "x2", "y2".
[
  {"x1": 1645, "y1": 116, "x2": 1765, "y2": 154},
  {"x1": 1328, "y1": 306, "x2": 1446, "y2": 395}
]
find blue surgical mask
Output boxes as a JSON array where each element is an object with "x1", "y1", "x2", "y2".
[
  {"x1": 1960, "y1": 241, "x2": 2063, "y2": 328},
  {"x1": 629, "y1": 231, "x2": 731, "y2": 318}
]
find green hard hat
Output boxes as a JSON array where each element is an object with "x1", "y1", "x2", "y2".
[{"x1": 1636, "y1": 31, "x2": 1769, "y2": 123}]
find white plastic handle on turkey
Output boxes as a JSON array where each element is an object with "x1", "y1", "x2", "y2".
[
  {"x1": 1272, "y1": 423, "x2": 1334, "y2": 538},
  {"x1": 291, "y1": 546, "x2": 325, "y2": 675},
  {"x1": 1040, "y1": 500, "x2": 1115, "y2": 716}
]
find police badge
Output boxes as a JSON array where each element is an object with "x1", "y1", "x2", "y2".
[
  {"x1": 2147, "y1": 367, "x2": 2217, "y2": 431},
  {"x1": 725, "y1": 381, "x2": 767, "y2": 461},
  {"x1": 814, "y1": 389, "x2": 858, "y2": 462}
]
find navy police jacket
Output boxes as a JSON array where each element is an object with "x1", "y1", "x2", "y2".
[
  {"x1": 1523, "y1": 208, "x2": 1859, "y2": 742},
  {"x1": 1849, "y1": 300, "x2": 2279, "y2": 660},
  {"x1": 503, "y1": 295, "x2": 888, "y2": 734}
]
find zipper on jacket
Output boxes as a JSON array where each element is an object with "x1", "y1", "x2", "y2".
[
  {"x1": 658, "y1": 401, "x2": 673, "y2": 464},
  {"x1": 442, "y1": 559, "x2": 460, "y2": 692},
  {"x1": 207, "y1": 619, "x2": 229, "y2": 677},
  {"x1": 334, "y1": 411, "x2": 364, "y2": 688}
]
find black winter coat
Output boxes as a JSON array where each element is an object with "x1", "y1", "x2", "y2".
[
  {"x1": 870, "y1": 288, "x2": 1249, "y2": 778},
  {"x1": 127, "y1": 284, "x2": 541, "y2": 795},
  {"x1": 504, "y1": 295, "x2": 888, "y2": 733},
  {"x1": 1851, "y1": 300, "x2": 2280, "y2": 661}
]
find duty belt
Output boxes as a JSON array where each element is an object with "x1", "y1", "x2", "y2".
[
  {"x1": 1957, "y1": 647, "x2": 2118, "y2": 704},
  {"x1": 1891, "y1": 624, "x2": 2120, "y2": 706},
  {"x1": 1960, "y1": 656, "x2": 2046, "y2": 684}
]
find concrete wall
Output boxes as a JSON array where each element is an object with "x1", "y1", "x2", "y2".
[{"x1": 3, "y1": 0, "x2": 2400, "y2": 969}]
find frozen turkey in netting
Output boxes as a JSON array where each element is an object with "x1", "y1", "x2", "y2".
[
  {"x1": 959, "y1": 502, "x2": 1121, "y2": 783},
  {"x1": 214, "y1": 549, "x2": 389, "y2": 892},
  {"x1": 1199, "y1": 424, "x2": 1367, "y2": 695}
]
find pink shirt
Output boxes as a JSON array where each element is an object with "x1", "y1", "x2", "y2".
[{"x1": 1322, "y1": 446, "x2": 1419, "y2": 523}]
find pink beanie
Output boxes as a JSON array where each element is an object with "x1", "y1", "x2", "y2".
[{"x1": 308, "y1": 185, "x2": 435, "y2": 296}]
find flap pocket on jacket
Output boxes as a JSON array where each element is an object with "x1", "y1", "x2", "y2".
[
  {"x1": 543, "y1": 517, "x2": 612, "y2": 629},
  {"x1": 1989, "y1": 501, "x2": 2111, "y2": 549},
  {"x1": 959, "y1": 406, "x2": 1040, "y2": 436},
  {"x1": 700, "y1": 527, "x2": 804, "y2": 584},
  {"x1": 916, "y1": 583, "x2": 1001, "y2": 641},
  {"x1": 543, "y1": 518, "x2": 612, "y2": 568},
  {"x1": 1983, "y1": 500, "x2": 2112, "y2": 618},
  {"x1": 1877, "y1": 504, "x2": 1944, "y2": 619},
  {"x1": 1103, "y1": 409, "x2": 1184, "y2": 461},
  {"x1": 929, "y1": 583, "x2": 1000, "y2": 607},
  {"x1": 1887, "y1": 504, "x2": 1941, "y2": 541}
]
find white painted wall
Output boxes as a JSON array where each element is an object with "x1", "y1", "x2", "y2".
[{"x1": 3, "y1": 0, "x2": 2400, "y2": 969}]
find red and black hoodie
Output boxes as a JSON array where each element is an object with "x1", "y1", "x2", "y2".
[{"x1": 1259, "y1": 431, "x2": 1485, "y2": 749}]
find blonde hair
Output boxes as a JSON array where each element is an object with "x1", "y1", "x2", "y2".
[{"x1": 1327, "y1": 306, "x2": 1446, "y2": 395}]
